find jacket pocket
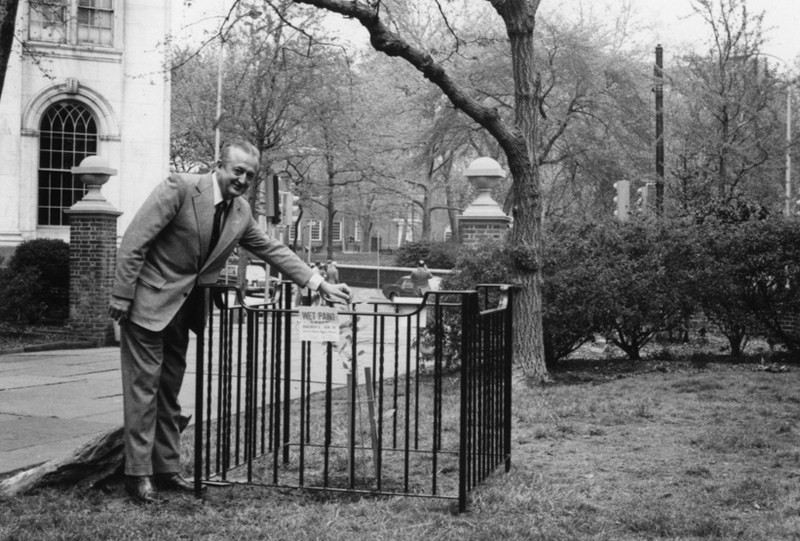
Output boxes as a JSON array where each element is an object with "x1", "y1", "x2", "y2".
[{"x1": 138, "y1": 262, "x2": 167, "y2": 290}]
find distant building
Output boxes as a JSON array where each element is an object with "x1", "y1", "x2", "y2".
[{"x1": 0, "y1": 0, "x2": 172, "y2": 260}]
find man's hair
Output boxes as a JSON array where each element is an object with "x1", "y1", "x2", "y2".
[{"x1": 220, "y1": 140, "x2": 260, "y2": 163}]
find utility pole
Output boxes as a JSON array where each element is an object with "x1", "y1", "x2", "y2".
[{"x1": 655, "y1": 44, "x2": 664, "y2": 216}]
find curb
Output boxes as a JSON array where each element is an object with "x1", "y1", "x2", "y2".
[{"x1": 0, "y1": 341, "x2": 100, "y2": 356}]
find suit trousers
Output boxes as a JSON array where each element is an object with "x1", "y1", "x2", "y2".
[{"x1": 120, "y1": 298, "x2": 192, "y2": 476}]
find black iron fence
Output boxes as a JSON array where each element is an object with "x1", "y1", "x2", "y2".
[{"x1": 193, "y1": 282, "x2": 513, "y2": 511}]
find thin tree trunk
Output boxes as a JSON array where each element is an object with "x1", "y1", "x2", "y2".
[{"x1": 0, "y1": 0, "x2": 20, "y2": 101}]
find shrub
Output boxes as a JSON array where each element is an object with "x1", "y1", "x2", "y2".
[
  {"x1": 0, "y1": 239, "x2": 70, "y2": 323},
  {"x1": 0, "y1": 267, "x2": 48, "y2": 323},
  {"x1": 436, "y1": 241, "x2": 515, "y2": 370},
  {"x1": 433, "y1": 216, "x2": 800, "y2": 368},
  {"x1": 541, "y1": 221, "x2": 609, "y2": 367},
  {"x1": 394, "y1": 241, "x2": 460, "y2": 269},
  {"x1": 719, "y1": 218, "x2": 800, "y2": 351},
  {"x1": 443, "y1": 232, "x2": 607, "y2": 369},
  {"x1": 589, "y1": 220, "x2": 697, "y2": 360}
]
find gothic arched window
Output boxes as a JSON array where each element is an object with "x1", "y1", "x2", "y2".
[{"x1": 38, "y1": 101, "x2": 98, "y2": 226}]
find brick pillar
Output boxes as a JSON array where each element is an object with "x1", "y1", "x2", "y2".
[
  {"x1": 459, "y1": 157, "x2": 512, "y2": 247},
  {"x1": 66, "y1": 211, "x2": 121, "y2": 344},
  {"x1": 458, "y1": 217, "x2": 512, "y2": 247},
  {"x1": 65, "y1": 157, "x2": 121, "y2": 345}
]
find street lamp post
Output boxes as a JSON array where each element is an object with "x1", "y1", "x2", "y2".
[
  {"x1": 785, "y1": 84, "x2": 793, "y2": 216},
  {"x1": 214, "y1": 40, "x2": 224, "y2": 162},
  {"x1": 213, "y1": 7, "x2": 261, "y2": 162}
]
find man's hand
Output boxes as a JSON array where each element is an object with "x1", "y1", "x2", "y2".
[
  {"x1": 318, "y1": 281, "x2": 352, "y2": 305},
  {"x1": 108, "y1": 296, "x2": 132, "y2": 321}
]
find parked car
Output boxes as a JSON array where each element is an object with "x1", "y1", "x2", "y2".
[
  {"x1": 244, "y1": 265, "x2": 266, "y2": 296},
  {"x1": 217, "y1": 264, "x2": 273, "y2": 297},
  {"x1": 381, "y1": 275, "x2": 443, "y2": 301},
  {"x1": 382, "y1": 275, "x2": 418, "y2": 300}
]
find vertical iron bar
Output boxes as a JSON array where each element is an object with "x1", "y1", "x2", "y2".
[
  {"x1": 272, "y1": 309, "x2": 282, "y2": 485},
  {"x1": 348, "y1": 338, "x2": 356, "y2": 489},
  {"x1": 377, "y1": 315, "x2": 385, "y2": 491},
  {"x1": 245, "y1": 310, "x2": 254, "y2": 482},
  {"x1": 282, "y1": 323, "x2": 292, "y2": 466},
  {"x1": 206, "y1": 293, "x2": 216, "y2": 479},
  {"x1": 504, "y1": 288, "x2": 513, "y2": 472},
  {"x1": 299, "y1": 331, "x2": 307, "y2": 486},
  {"x1": 234, "y1": 307, "x2": 243, "y2": 467},
  {"x1": 459, "y1": 291, "x2": 477, "y2": 512},
  {"x1": 432, "y1": 302, "x2": 442, "y2": 496},
  {"x1": 324, "y1": 339, "x2": 333, "y2": 487},
  {"x1": 215, "y1": 302, "x2": 225, "y2": 475},
  {"x1": 193, "y1": 304, "x2": 205, "y2": 497},
  {"x1": 392, "y1": 308, "x2": 400, "y2": 448},
  {"x1": 404, "y1": 311, "x2": 412, "y2": 492},
  {"x1": 260, "y1": 309, "x2": 269, "y2": 455}
]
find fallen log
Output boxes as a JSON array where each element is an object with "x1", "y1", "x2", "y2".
[{"x1": 0, "y1": 415, "x2": 190, "y2": 497}]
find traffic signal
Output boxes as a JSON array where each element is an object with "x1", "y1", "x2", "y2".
[
  {"x1": 265, "y1": 175, "x2": 281, "y2": 224},
  {"x1": 613, "y1": 180, "x2": 630, "y2": 222},
  {"x1": 636, "y1": 182, "x2": 657, "y2": 216},
  {"x1": 279, "y1": 191, "x2": 295, "y2": 226}
]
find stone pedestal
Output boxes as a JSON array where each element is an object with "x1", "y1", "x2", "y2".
[
  {"x1": 65, "y1": 157, "x2": 121, "y2": 345},
  {"x1": 458, "y1": 157, "x2": 512, "y2": 247}
]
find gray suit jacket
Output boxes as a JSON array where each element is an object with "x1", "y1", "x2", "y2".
[{"x1": 112, "y1": 173, "x2": 314, "y2": 332}]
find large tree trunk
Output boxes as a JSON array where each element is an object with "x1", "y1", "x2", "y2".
[
  {"x1": 0, "y1": 0, "x2": 20, "y2": 101},
  {"x1": 495, "y1": 0, "x2": 546, "y2": 381}
]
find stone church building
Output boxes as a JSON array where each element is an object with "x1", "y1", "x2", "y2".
[{"x1": 0, "y1": 0, "x2": 172, "y2": 260}]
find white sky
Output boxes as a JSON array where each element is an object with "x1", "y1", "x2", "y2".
[
  {"x1": 175, "y1": 0, "x2": 800, "y2": 68},
  {"x1": 555, "y1": 0, "x2": 800, "y2": 67}
]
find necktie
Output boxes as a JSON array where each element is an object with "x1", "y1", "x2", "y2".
[{"x1": 208, "y1": 201, "x2": 228, "y2": 256}]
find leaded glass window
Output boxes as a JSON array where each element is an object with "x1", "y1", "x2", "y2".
[{"x1": 38, "y1": 101, "x2": 97, "y2": 226}]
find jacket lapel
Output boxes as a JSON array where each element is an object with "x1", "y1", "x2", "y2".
[
  {"x1": 193, "y1": 174, "x2": 215, "y2": 263},
  {"x1": 217, "y1": 197, "x2": 246, "y2": 249}
]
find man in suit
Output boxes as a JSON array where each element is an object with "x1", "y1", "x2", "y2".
[{"x1": 108, "y1": 140, "x2": 351, "y2": 504}]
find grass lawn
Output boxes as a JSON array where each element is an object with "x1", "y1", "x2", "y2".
[{"x1": 2, "y1": 343, "x2": 800, "y2": 540}]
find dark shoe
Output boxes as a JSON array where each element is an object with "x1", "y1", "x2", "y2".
[
  {"x1": 154, "y1": 473, "x2": 204, "y2": 493},
  {"x1": 124, "y1": 475, "x2": 165, "y2": 505}
]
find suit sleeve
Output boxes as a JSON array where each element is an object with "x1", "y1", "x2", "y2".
[
  {"x1": 112, "y1": 175, "x2": 187, "y2": 300},
  {"x1": 238, "y1": 218, "x2": 316, "y2": 287}
]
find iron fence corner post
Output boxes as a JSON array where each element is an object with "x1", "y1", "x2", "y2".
[
  {"x1": 504, "y1": 286, "x2": 514, "y2": 472},
  {"x1": 459, "y1": 290, "x2": 478, "y2": 513}
]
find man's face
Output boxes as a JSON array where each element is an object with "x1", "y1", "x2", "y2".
[{"x1": 216, "y1": 147, "x2": 258, "y2": 200}]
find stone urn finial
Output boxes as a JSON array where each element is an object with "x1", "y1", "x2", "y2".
[
  {"x1": 66, "y1": 156, "x2": 121, "y2": 215},
  {"x1": 462, "y1": 157, "x2": 507, "y2": 218}
]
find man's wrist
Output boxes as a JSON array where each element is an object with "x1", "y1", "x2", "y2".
[{"x1": 306, "y1": 273, "x2": 323, "y2": 291}]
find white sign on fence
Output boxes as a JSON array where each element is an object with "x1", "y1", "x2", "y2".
[{"x1": 297, "y1": 307, "x2": 340, "y2": 342}]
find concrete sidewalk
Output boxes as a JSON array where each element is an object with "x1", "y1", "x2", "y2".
[
  {"x1": 0, "y1": 287, "x2": 401, "y2": 476},
  {"x1": 0, "y1": 346, "x2": 128, "y2": 475}
]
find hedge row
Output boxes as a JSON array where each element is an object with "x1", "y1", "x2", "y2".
[{"x1": 444, "y1": 217, "x2": 800, "y2": 366}]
